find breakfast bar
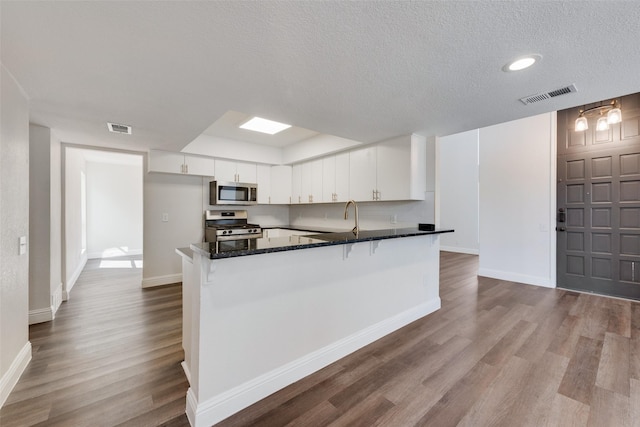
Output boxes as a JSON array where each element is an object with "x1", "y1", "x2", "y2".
[{"x1": 177, "y1": 227, "x2": 452, "y2": 427}]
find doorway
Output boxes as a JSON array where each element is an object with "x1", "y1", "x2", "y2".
[
  {"x1": 556, "y1": 93, "x2": 640, "y2": 300},
  {"x1": 63, "y1": 146, "x2": 144, "y2": 298}
]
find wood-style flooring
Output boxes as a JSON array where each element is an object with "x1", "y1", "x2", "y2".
[
  {"x1": 0, "y1": 255, "x2": 189, "y2": 427},
  {"x1": 2, "y1": 252, "x2": 639, "y2": 426}
]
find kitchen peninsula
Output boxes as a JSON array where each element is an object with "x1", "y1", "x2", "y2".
[{"x1": 177, "y1": 226, "x2": 452, "y2": 427}]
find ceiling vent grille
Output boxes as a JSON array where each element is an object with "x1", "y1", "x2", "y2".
[
  {"x1": 519, "y1": 84, "x2": 578, "y2": 105},
  {"x1": 107, "y1": 122, "x2": 132, "y2": 134}
]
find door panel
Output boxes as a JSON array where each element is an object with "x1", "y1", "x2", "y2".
[{"x1": 557, "y1": 94, "x2": 640, "y2": 300}]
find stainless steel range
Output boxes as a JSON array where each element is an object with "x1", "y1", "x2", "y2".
[{"x1": 204, "y1": 210, "x2": 262, "y2": 243}]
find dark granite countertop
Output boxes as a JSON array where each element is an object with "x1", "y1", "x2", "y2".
[
  {"x1": 190, "y1": 227, "x2": 454, "y2": 260},
  {"x1": 261, "y1": 225, "x2": 350, "y2": 233}
]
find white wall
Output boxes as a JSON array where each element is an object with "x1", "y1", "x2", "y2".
[
  {"x1": 86, "y1": 160, "x2": 143, "y2": 258},
  {"x1": 64, "y1": 147, "x2": 87, "y2": 299},
  {"x1": 143, "y1": 173, "x2": 205, "y2": 287},
  {"x1": 289, "y1": 198, "x2": 435, "y2": 231},
  {"x1": 50, "y1": 137, "x2": 62, "y2": 314},
  {"x1": 478, "y1": 113, "x2": 556, "y2": 288},
  {"x1": 1, "y1": 64, "x2": 32, "y2": 408},
  {"x1": 437, "y1": 129, "x2": 479, "y2": 254},
  {"x1": 183, "y1": 134, "x2": 282, "y2": 165},
  {"x1": 143, "y1": 172, "x2": 290, "y2": 288},
  {"x1": 28, "y1": 125, "x2": 63, "y2": 324},
  {"x1": 282, "y1": 134, "x2": 363, "y2": 164}
]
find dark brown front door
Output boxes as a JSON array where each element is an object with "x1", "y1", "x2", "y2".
[{"x1": 557, "y1": 93, "x2": 640, "y2": 300}]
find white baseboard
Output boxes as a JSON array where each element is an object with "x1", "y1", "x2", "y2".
[
  {"x1": 186, "y1": 298, "x2": 441, "y2": 427},
  {"x1": 141, "y1": 273, "x2": 182, "y2": 288},
  {"x1": 87, "y1": 249, "x2": 143, "y2": 259},
  {"x1": 440, "y1": 246, "x2": 479, "y2": 255},
  {"x1": 181, "y1": 361, "x2": 192, "y2": 384},
  {"x1": 29, "y1": 307, "x2": 53, "y2": 325},
  {"x1": 29, "y1": 282, "x2": 64, "y2": 325},
  {"x1": 478, "y1": 267, "x2": 555, "y2": 288},
  {"x1": 52, "y1": 282, "x2": 63, "y2": 316},
  {"x1": 0, "y1": 342, "x2": 32, "y2": 408},
  {"x1": 64, "y1": 253, "x2": 87, "y2": 300}
]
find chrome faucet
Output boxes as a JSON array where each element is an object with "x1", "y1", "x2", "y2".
[{"x1": 344, "y1": 200, "x2": 359, "y2": 234}]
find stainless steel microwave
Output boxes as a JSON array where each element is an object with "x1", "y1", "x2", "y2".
[{"x1": 210, "y1": 181, "x2": 258, "y2": 205}]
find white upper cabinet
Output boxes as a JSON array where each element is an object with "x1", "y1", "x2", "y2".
[
  {"x1": 348, "y1": 135, "x2": 426, "y2": 202},
  {"x1": 256, "y1": 164, "x2": 272, "y2": 204},
  {"x1": 291, "y1": 164, "x2": 302, "y2": 204},
  {"x1": 300, "y1": 159, "x2": 323, "y2": 204},
  {"x1": 256, "y1": 165, "x2": 292, "y2": 204},
  {"x1": 322, "y1": 156, "x2": 336, "y2": 202},
  {"x1": 148, "y1": 134, "x2": 425, "y2": 204},
  {"x1": 148, "y1": 150, "x2": 215, "y2": 176},
  {"x1": 186, "y1": 155, "x2": 217, "y2": 176},
  {"x1": 323, "y1": 152, "x2": 350, "y2": 202},
  {"x1": 215, "y1": 159, "x2": 257, "y2": 183},
  {"x1": 270, "y1": 165, "x2": 292, "y2": 204},
  {"x1": 349, "y1": 145, "x2": 378, "y2": 201}
]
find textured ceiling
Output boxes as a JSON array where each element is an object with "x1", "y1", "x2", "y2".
[{"x1": 2, "y1": 1, "x2": 640, "y2": 154}]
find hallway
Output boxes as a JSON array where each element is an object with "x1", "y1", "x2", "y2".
[{"x1": 0, "y1": 255, "x2": 188, "y2": 426}]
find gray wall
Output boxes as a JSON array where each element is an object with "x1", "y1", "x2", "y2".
[
  {"x1": 1, "y1": 65, "x2": 31, "y2": 406},
  {"x1": 28, "y1": 124, "x2": 63, "y2": 324},
  {"x1": 437, "y1": 129, "x2": 480, "y2": 254}
]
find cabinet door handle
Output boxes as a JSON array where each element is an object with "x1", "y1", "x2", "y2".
[
  {"x1": 372, "y1": 189, "x2": 376, "y2": 200},
  {"x1": 298, "y1": 196, "x2": 301, "y2": 203},
  {"x1": 377, "y1": 190, "x2": 380, "y2": 200},
  {"x1": 269, "y1": 196, "x2": 271, "y2": 204},
  {"x1": 185, "y1": 164, "x2": 189, "y2": 174}
]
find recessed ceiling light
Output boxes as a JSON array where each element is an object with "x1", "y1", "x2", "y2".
[
  {"x1": 502, "y1": 54, "x2": 542, "y2": 72},
  {"x1": 239, "y1": 117, "x2": 291, "y2": 135}
]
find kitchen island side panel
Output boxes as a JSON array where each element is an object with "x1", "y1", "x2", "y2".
[{"x1": 187, "y1": 234, "x2": 441, "y2": 427}]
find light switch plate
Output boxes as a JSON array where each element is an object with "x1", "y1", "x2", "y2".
[
  {"x1": 19, "y1": 236, "x2": 27, "y2": 255},
  {"x1": 162, "y1": 213, "x2": 169, "y2": 222}
]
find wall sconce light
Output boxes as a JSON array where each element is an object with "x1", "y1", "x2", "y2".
[
  {"x1": 575, "y1": 113, "x2": 588, "y2": 131},
  {"x1": 574, "y1": 100, "x2": 622, "y2": 131}
]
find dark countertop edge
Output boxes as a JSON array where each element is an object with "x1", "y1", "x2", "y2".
[
  {"x1": 261, "y1": 225, "x2": 350, "y2": 233},
  {"x1": 190, "y1": 228, "x2": 454, "y2": 260}
]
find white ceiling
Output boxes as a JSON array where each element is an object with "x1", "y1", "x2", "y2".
[
  {"x1": 202, "y1": 111, "x2": 319, "y2": 148},
  {"x1": 2, "y1": 1, "x2": 640, "y2": 155}
]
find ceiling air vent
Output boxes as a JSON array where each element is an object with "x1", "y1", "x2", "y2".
[
  {"x1": 107, "y1": 122, "x2": 132, "y2": 134},
  {"x1": 519, "y1": 84, "x2": 578, "y2": 105}
]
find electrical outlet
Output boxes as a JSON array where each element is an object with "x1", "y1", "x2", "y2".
[{"x1": 162, "y1": 213, "x2": 169, "y2": 222}]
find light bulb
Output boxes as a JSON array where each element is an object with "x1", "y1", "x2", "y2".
[
  {"x1": 596, "y1": 116, "x2": 609, "y2": 131},
  {"x1": 575, "y1": 116, "x2": 588, "y2": 131},
  {"x1": 607, "y1": 107, "x2": 622, "y2": 124}
]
